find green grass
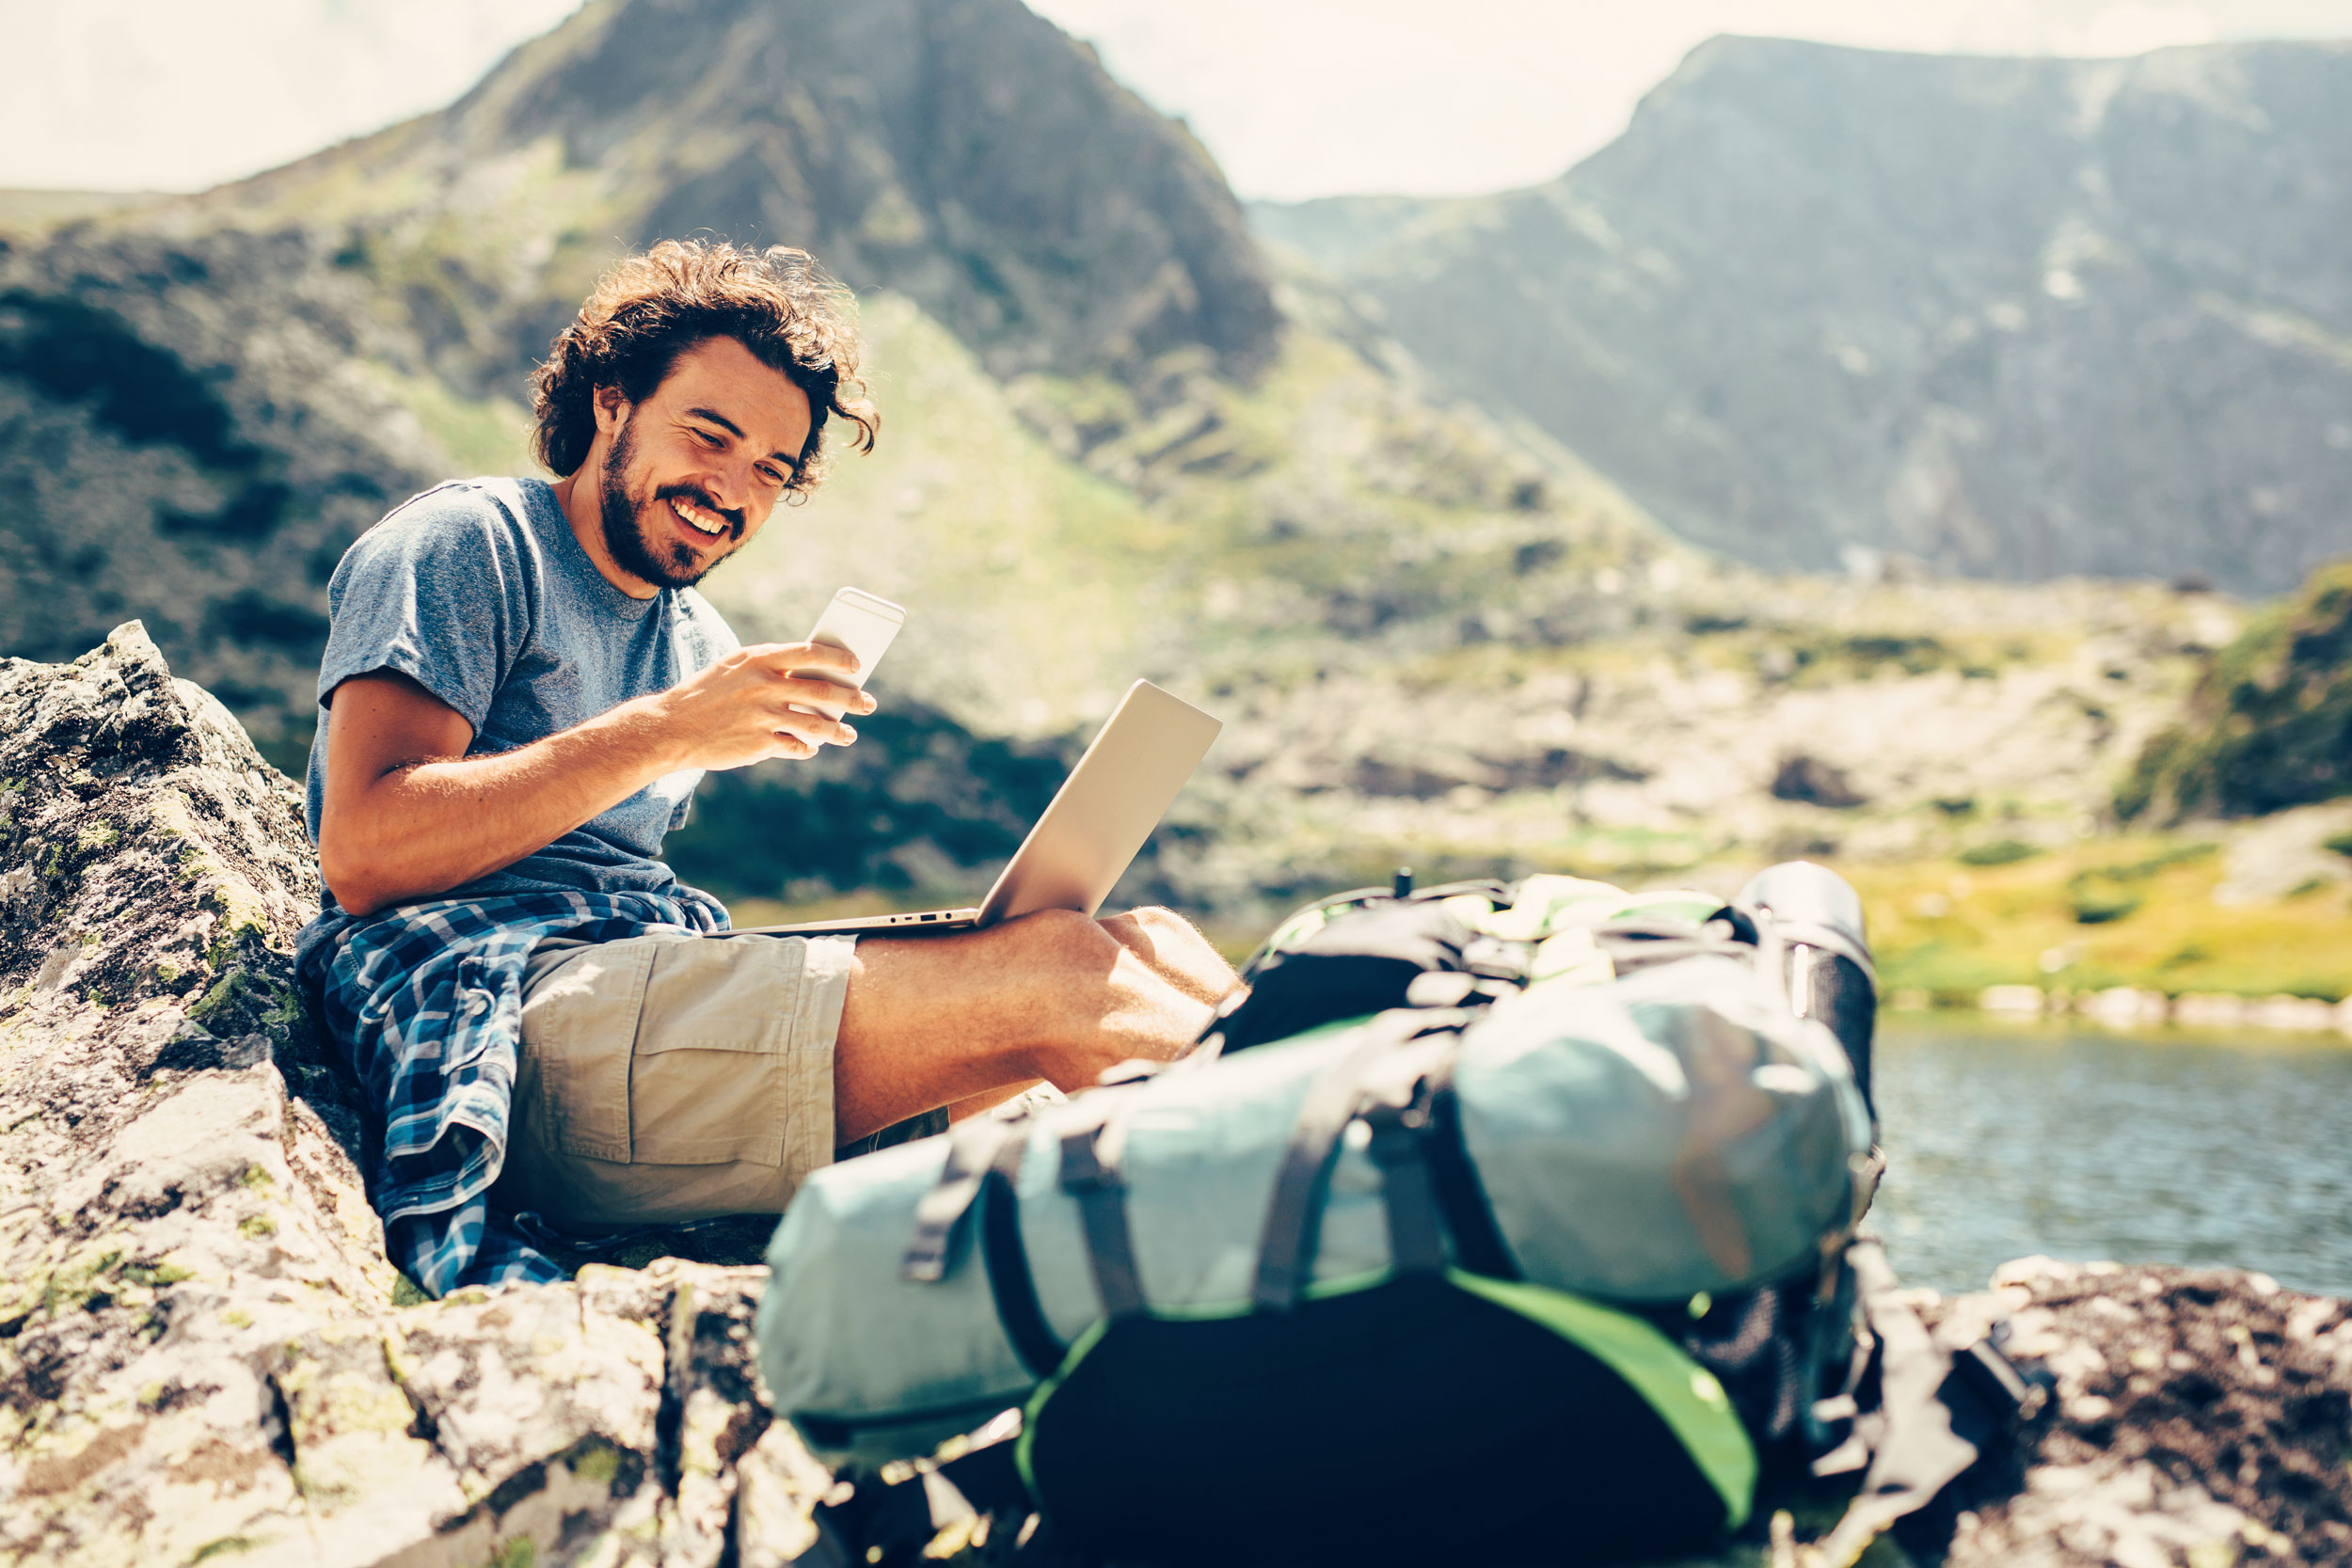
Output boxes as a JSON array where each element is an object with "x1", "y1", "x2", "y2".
[
  {"x1": 361, "y1": 363, "x2": 534, "y2": 479},
  {"x1": 1837, "y1": 836, "x2": 2352, "y2": 1004},
  {"x1": 1956, "y1": 838, "x2": 2043, "y2": 867},
  {"x1": 2118, "y1": 558, "x2": 2352, "y2": 821}
]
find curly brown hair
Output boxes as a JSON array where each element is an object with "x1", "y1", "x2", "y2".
[{"x1": 530, "y1": 239, "x2": 878, "y2": 497}]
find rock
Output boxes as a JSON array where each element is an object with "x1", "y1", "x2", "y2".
[
  {"x1": 1927, "y1": 1259, "x2": 2352, "y2": 1566},
  {"x1": 1980, "y1": 984, "x2": 2047, "y2": 1016},
  {"x1": 0, "y1": 626, "x2": 828, "y2": 1566},
  {"x1": 2211, "y1": 801, "x2": 2352, "y2": 907},
  {"x1": 1770, "y1": 754, "x2": 1868, "y2": 810},
  {"x1": 5, "y1": 627, "x2": 2348, "y2": 1566}
]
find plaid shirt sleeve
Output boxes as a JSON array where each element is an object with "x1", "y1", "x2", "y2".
[{"x1": 299, "y1": 888, "x2": 727, "y2": 1297}]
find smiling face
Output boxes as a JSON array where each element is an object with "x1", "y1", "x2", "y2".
[{"x1": 583, "y1": 335, "x2": 815, "y2": 594}]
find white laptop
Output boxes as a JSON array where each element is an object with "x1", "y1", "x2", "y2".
[{"x1": 715, "y1": 679, "x2": 1221, "y2": 939}]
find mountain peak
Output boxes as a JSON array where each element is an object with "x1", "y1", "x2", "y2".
[{"x1": 219, "y1": 0, "x2": 1279, "y2": 391}]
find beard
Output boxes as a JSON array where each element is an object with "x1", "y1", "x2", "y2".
[{"x1": 596, "y1": 418, "x2": 746, "y2": 591}]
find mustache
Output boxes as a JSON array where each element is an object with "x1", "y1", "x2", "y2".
[{"x1": 655, "y1": 483, "x2": 745, "y2": 539}]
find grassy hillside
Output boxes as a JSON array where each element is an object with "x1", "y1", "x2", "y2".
[
  {"x1": 2119, "y1": 559, "x2": 2352, "y2": 822},
  {"x1": 1841, "y1": 834, "x2": 2352, "y2": 1004},
  {"x1": 693, "y1": 291, "x2": 1176, "y2": 730},
  {"x1": 665, "y1": 286, "x2": 1667, "y2": 914}
]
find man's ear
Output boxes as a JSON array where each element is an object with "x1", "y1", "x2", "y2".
[{"x1": 591, "y1": 383, "x2": 631, "y2": 438}]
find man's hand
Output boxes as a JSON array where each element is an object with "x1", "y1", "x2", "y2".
[
  {"x1": 319, "y1": 647, "x2": 881, "y2": 917},
  {"x1": 647, "y1": 641, "x2": 878, "y2": 770},
  {"x1": 834, "y1": 907, "x2": 1243, "y2": 1142}
]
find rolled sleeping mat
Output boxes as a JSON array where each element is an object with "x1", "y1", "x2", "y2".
[
  {"x1": 758, "y1": 1019, "x2": 1405, "y2": 1465},
  {"x1": 1739, "y1": 861, "x2": 1879, "y2": 1113}
]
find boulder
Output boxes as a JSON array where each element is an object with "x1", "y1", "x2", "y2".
[
  {"x1": 1921, "y1": 1259, "x2": 2352, "y2": 1568},
  {"x1": 1, "y1": 626, "x2": 2345, "y2": 1566},
  {"x1": 0, "y1": 626, "x2": 828, "y2": 1566}
]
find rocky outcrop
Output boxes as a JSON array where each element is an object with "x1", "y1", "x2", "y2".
[
  {"x1": 229, "y1": 0, "x2": 1283, "y2": 393},
  {"x1": 1926, "y1": 1258, "x2": 2352, "y2": 1567},
  {"x1": 0, "y1": 626, "x2": 826, "y2": 1566},
  {"x1": 4, "y1": 629, "x2": 2346, "y2": 1566}
]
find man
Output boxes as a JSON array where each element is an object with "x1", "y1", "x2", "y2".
[{"x1": 296, "y1": 239, "x2": 1237, "y2": 1297}]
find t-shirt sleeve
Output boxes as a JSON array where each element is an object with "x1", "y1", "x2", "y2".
[{"x1": 317, "y1": 485, "x2": 532, "y2": 732}]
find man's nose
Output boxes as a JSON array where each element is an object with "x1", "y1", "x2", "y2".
[{"x1": 701, "y1": 461, "x2": 753, "y2": 517}]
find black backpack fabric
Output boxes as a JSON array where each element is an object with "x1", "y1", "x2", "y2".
[{"x1": 1205, "y1": 889, "x2": 1485, "y2": 1053}]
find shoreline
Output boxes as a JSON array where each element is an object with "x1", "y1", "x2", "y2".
[{"x1": 1883, "y1": 986, "x2": 2352, "y2": 1038}]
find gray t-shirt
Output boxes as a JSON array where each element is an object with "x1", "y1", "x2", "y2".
[{"x1": 303, "y1": 476, "x2": 739, "y2": 906}]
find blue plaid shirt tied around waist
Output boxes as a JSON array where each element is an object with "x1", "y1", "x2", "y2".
[{"x1": 296, "y1": 888, "x2": 728, "y2": 1296}]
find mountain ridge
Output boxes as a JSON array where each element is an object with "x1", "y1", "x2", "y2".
[{"x1": 1252, "y1": 34, "x2": 2352, "y2": 595}]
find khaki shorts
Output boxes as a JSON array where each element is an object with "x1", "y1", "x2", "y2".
[{"x1": 492, "y1": 930, "x2": 857, "y2": 1230}]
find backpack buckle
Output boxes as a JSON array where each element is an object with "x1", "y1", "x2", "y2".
[{"x1": 1461, "y1": 935, "x2": 1534, "y2": 980}]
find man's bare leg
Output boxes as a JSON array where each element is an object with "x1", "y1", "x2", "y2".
[{"x1": 832, "y1": 907, "x2": 1239, "y2": 1144}]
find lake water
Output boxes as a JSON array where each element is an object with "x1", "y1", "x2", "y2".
[{"x1": 1870, "y1": 1018, "x2": 2352, "y2": 1300}]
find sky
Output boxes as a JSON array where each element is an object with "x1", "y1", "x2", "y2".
[{"x1": 2, "y1": 0, "x2": 2347, "y2": 200}]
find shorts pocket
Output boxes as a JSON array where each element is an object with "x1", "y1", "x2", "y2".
[
  {"x1": 519, "y1": 934, "x2": 801, "y2": 1169},
  {"x1": 628, "y1": 938, "x2": 795, "y2": 1166},
  {"x1": 518, "y1": 940, "x2": 654, "y2": 1164}
]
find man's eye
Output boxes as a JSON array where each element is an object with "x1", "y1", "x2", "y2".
[
  {"x1": 694, "y1": 429, "x2": 723, "y2": 448},
  {"x1": 757, "y1": 466, "x2": 786, "y2": 486}
]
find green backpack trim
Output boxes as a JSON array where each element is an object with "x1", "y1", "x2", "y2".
[
  {"x1": 1016, "y1": 1315, "x2": 1104, "y2": 1496},
  {"x1": 1452, "y1": 1272, "x2": 1756, "y2": 1528},
  {"x1": 1012, "y1": 1267, "x2": 1757, "y2": 1530}
]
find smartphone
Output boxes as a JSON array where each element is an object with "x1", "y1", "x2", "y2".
[{"x1": 789, "y1": 587, "x2": 904, "y2": 722}]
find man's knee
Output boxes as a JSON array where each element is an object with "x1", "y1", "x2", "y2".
[
  {"x1": 1100, "y1": 904, "x2": 1190, "y2": 958},
  {"x1": 1114, "y1": 903, "x2": 1184, "y2": 935},
  {"x1": 1100, "y1": 905, "x2": 1241, "y2": 1001},
  {"x1": 997, "y1": 907, "x2": 1126, "y2": 975}
]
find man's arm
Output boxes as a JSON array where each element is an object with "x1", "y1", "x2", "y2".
[{"x1": 317, "y1": 643, "x2": 875, "y2": 918}]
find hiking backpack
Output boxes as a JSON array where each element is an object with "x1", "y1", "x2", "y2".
[{"x1": 757, "y1": 863, "x2": 2036, "y2": 1566}]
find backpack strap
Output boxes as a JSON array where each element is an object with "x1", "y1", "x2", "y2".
[
  {"x1": 902, "y1": 1110, "x2": 1076, "y2": 1379},
  {"x1": 1362, "y1": 1095, "x2": 1447, "y2": 1275},
  {"x1": 977, "y1": 1122, "x2": 1069, "y2": 1382},
  {"x1": 1802, "y1": 1237, "x2": 2031, "y2": 1566},
  {"x1": 1252, "y1": 1010, "x2": 1467, "y2": 1310},
  {"x1": 1420, "y1": 1072, "x2": 1520, "y2": 1279},
  {"x1": 1589, "y1": 916, "x2": 1756, "y2": 974},
  {"x1": 898, "y1": 1108, "x2": 1071, "y2": 1378},
  {"x1": 1058, "y1": 1099, "x2": 1147, "y2": 1321},
  {"x1": 903, "y1": 1114, "x2": 1027, "y2": 1283}
]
